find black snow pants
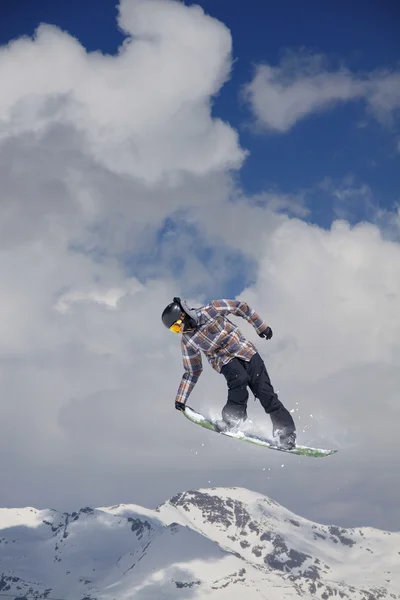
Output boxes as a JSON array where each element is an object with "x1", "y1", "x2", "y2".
[{"x1": 220, "y1": 352, "x2": 295, "y2": 434}]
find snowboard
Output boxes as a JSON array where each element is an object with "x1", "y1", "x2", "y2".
[{"x1": 182, "y1": 405, "x2": 337, "y2": 458}]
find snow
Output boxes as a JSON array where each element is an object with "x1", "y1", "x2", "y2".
[
  {"x1": 1, "y1": 487, "x2": 399, "y2": 599},
  {"x1": 0, "y1": 506, "x2": 44, "y2": 529}
]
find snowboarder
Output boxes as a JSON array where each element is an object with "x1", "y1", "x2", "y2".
[{"x1": 162, "y1": 297, "x2": 296, "y2": 450}]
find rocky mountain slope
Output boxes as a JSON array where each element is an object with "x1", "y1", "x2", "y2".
[{"x1": 1, "y1": 487, "x2": 399, "y2": 599}]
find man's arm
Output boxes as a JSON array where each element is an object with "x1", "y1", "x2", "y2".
[
  {"x1": 209, "y1": 299, "x2": 269, "y2": 335},
  {"x1": 175, "y1": 338, "x2": 203, "y2": 409}
]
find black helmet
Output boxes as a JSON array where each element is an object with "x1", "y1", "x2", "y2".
[
  {"x1": 161, "y1": 297, "x2": 183, "y2": 330},
  {"x1": 162, "y1": 297, "x2": 199, "y2": 332}
]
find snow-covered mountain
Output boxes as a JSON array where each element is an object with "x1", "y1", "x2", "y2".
[{"x1": 1, "y1": 487, "x2": 399, "y2": 599}]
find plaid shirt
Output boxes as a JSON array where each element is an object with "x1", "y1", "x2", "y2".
[{"x1": 175, "y1": 299, "x2": 268, "y2": 404}]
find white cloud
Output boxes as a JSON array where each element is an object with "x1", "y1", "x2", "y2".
[
  {"x1": 366, "y1": 71, "x2": 400, "y2": 124},
  {"x1": 0, "y1": 0, "x2": 400, "y2": 532},
  {"x1": 0, "y1": 0, "x2": 245, "y2": 506},
  {"x1": 245, "y1": 217, "x2": 400, "y2": 382},
  {"x1": 0, "y1": 0, "x2": 245, "y2": 184},
  {"x1": 54, "y1": 280, "x2": 143, "y2": 313},
  {"x1": 243, "y1": 52, "x2": 400, "y2": 132}
]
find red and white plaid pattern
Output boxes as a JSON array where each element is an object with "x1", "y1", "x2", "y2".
[{"x1": 175, "y1": 299, "x2": 268, "y2": 404}]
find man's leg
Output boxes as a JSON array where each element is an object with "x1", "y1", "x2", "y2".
[
  {"x1": 220, "y1": 358, "x2": 249, "y2": 426},
  {"x1": 247, "y1": 353, "x2": 296, "y2": 437}
]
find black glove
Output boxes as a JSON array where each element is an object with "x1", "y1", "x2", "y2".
[
  {"x1": 259, "y1": 326, "x2": 273, "y2": 340},
  {"x1": 175, "y1": 400, "x2": 186, "y2": 411}
]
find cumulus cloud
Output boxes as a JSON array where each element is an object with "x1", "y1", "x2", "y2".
[
  {"x1": 243, "y1": 52, "x2": 400, "y2": 132},
  {"x1": 0, "y1": 0, "x2": 245, "y2": 509},
  {"x1": 246, "y1": 217, "x2": 400, "y2": 380},
  {"x1": 0, "y1": 0, "x2": 245, "y2": 183},
  {"x1": 1, "y1": 0, "x2": 400, "y2": 531}
]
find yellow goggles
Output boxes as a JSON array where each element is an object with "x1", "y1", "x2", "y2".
[{"x1": 170, "y1": 315, "x2": 185, "y2": 333}]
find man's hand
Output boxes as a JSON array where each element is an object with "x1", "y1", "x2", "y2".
[
  {"x1": 259, "y1": 326, "x2": 273, "y2": 340},
  {"x1": 175, "y1": 400, "x2": 186, "y2": 411}
]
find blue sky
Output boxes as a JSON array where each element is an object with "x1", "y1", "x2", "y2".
[{"x1": 2, "y1": 0, "x2": 399, "y2": 230}]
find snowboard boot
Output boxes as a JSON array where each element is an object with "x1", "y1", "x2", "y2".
[
  {"x1": 273, "y1": 428, "x2": 297, "y2": 450},
  {"x1": 215, "y1": 413, "x2": 246, "y2": 433}
]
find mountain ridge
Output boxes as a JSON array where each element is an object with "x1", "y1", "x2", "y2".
[{"x1": 1, "y1": 486, "x2": 399, "y2": 599}]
